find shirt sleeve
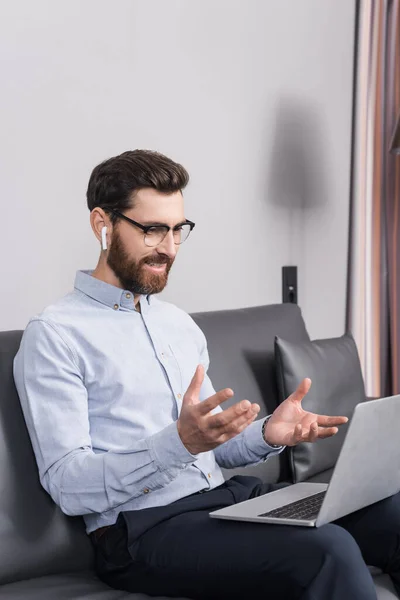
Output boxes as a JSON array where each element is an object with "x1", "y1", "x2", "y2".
[
  {"x1": 13, "y1": 319, "x2": 197, "y2": 517},
  {"x1": 214, "y1": 416, "x2": 285, "y2": 468},
  {"x1": 194, "y1": 323, "x2": 285, "y2": 468}
]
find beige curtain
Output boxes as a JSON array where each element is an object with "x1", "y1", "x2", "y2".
[{"x1": 347, "y1": 0, "x2": 400, "y2": 398}]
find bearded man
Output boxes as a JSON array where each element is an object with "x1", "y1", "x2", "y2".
[{"x1": 13, "y1": 150, "x2": 400, "y2": 600}]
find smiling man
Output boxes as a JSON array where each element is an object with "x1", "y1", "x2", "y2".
[{"x1": 13, "y1": 150, "x2": 400, "y2": 600}]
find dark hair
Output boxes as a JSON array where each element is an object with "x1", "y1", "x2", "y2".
[{"x1": 86, "y1": 150, "x2": 189, "y2": 218}]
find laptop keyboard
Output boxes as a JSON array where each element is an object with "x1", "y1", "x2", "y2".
[{"x1": 258, "y1": 491, "x2": 326, "y2": 521}]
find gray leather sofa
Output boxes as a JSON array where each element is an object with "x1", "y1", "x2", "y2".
[{"x1": 0, "y1": 304, "x2": 396, "y2": 599}]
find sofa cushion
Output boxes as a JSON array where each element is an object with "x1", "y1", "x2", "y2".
[
  {"x1": 372, "y1": 573, "x2": 398, "y2": 599},
  {"x1": 0, "y1": 331, "x2": 94, "y2": 585},
  {"x1": 275, "y1": 333, "x2": 366, "y2": 483},
  {"x1": 191, "y1": 304, "x2": 310, "y2": 483},
  {"x1": 0, "y1": 569, "x2": 393, "y2": 600},
  {"x1": 0, "y1": 570, "x2": 190, "y2": 599}
]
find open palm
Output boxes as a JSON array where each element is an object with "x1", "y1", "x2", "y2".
[{"x1": 264, "y1": 378, "x2": 348, "y2": 447}]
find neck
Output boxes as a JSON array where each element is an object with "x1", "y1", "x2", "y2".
[{"x1": 91, "y1": 257, "x2": 141, "y2": 307}]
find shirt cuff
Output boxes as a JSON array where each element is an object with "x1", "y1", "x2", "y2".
[
  {"x1": 243, "y1": 417, "x2": 285, "y2": 459},
  {"x1": 147, "y1": 422, "x2": 198, "y2": 478}
]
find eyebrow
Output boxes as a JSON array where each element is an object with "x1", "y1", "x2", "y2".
[{"x1": 140, "y1": 220, "x2": 188, "y2": 228}]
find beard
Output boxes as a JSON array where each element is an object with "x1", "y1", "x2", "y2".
[{"x1": 107, "y1": 228, "x2": 174, "y2": 295}]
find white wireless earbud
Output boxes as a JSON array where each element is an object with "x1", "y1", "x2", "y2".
[{"x1": 101, "y1": 226, "x2": 108, "y2": 251}]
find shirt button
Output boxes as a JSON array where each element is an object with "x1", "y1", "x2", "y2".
[
  {"x1": 207, "y1": 473, "x2": 212, "y2": 479},
  {"x1": 143, "y1": 488, "x2": 150, "y2": 494},
  {"x1": 177, "y1": 393, "x2": 182, "y2": 399},
  {"x1": 125, "y1": 293, "x2": 131, "y2": 299},
  {"x1": 113, "y1": 304, "x2": 119, "y2": 310}
]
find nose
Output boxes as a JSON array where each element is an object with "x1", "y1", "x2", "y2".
[{"x1": 157, "y1": 229, "x2": 178, "y2": 259}]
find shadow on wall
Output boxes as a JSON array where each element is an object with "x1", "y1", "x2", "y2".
[
  {"x1": 267, "y1": 96, "x2": 329, "y2": 212},
  {"x1": 266, "y1": 96, "x2": 330, "y2": 265}
]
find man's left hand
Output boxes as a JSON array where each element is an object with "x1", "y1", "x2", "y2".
[{"x1": 264, "y1": 378, "x2": 348, "y2": 447}]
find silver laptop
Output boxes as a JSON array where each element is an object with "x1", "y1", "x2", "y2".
[{"x1": 210, "y1": 395, "x2": 400, "y2": 527}]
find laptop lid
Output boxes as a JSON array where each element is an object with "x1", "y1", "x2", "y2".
[{"x1": 316, "y1": 394, "x2": 400, "y2": 526}]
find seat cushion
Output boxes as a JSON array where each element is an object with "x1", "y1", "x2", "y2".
[
  {"x1": 275, "y1": 333, "x2": 366, "y2": 482},
  {"x1": 373, "y1": 573, "x2": 398, "y2": 599},
  {"x1": 0, "y1": 568, "x2": 394, "y2": 600},
  {"x1": 0, "y1": 571, "x2": 191, "y2": 600}
]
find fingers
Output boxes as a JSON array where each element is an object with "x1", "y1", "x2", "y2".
[
  {"x1": 215, "y1": 411, "x2": 260, "y2": 444},
  {"x1": 209, "y1": 401, "x2": 260, "y2": 431},
  {"x1": 292, "y1": 422, "x2": 339, "y2": 444},
  {"x1": 316, "y1": 426, "x2": 339, "y2": 439},
  {"x1": 307, "y1": 422, "x2": 319, "y2": 442},
  {"x1": 316, "y1": 415, "x2": 348, "y2": 427},
  {"x1": 289, "y1": 378, "x2": 312, "y2": 404},
  {"x1": 183, "y1": 365, "x2": 205, "y2": 405},
  {"x1": 292, "y1": 423, "x2": 318, "y2": 445},
  {"x1": 198, "y1": 387, "x2": 235, "y2": 415}
]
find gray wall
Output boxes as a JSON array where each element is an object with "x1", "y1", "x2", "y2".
[{"x1": 0, "y1": 0, "x2": 355, "y2": 339}]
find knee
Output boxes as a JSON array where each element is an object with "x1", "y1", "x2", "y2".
[
  {"x1": 296, "y1": 526, "x2": 376, "y2": 600},
  {"x1": 309, "y1": 524, "x2": 364, "y2": 570}
]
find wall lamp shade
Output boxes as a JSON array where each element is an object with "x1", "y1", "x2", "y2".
[{"x1": 390, "y1": 111, "x2": 400, "y2": 154}]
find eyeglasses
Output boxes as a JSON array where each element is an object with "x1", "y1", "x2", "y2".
[{"x1": 110, "y1": 209, "x2": 195, "y2": 247}]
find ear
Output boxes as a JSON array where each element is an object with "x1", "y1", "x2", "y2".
[{"x1": 90, "y1": 208, "x2": 111, "y2": 250}]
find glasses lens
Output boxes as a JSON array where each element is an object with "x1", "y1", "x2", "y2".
[
  {"x1": 144, "y1": 224, "x2": 193, "y2": 246},
  {"x1": 144, "y1": 226, "x2": 169, "y2": 247},
  {"x1": 174, "y1": 223, "x2": 192, "y2": 244}
]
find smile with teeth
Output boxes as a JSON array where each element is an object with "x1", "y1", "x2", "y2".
[{"x1": 144, "y1": 262, "x2": 167, "y2": 272}]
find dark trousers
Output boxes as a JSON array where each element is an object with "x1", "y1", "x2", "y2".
[{"x1": 92, "y1": 476, "x2": 400, "y2": 599}]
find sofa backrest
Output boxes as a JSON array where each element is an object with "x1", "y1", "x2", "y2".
[
  {"x1": 191, "y1": 303, "x2": 310, "y2": 483},
  {"x1": 0, "y1": 330, "x2": 94, "y2": 585}
]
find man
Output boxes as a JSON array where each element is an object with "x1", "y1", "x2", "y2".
[{"x1": 14, "y1": 150, "x2": 400, "y2": 600}]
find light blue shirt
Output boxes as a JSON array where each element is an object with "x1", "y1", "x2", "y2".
[{"x1": 13, "y1": 270, "x2": 283, "y2": 534}]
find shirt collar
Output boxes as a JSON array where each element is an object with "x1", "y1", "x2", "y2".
[{"x1": 74, "y1": 270, "x2": 151, "y2": 312}]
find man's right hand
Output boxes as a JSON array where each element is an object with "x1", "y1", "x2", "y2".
[{"x1": 176, "y1": 365, "x2": 260, "y2": 455}]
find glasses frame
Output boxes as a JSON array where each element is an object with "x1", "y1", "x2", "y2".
[{"x1": 109, "y1": 209, "x2": 195, "y2": 246}]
